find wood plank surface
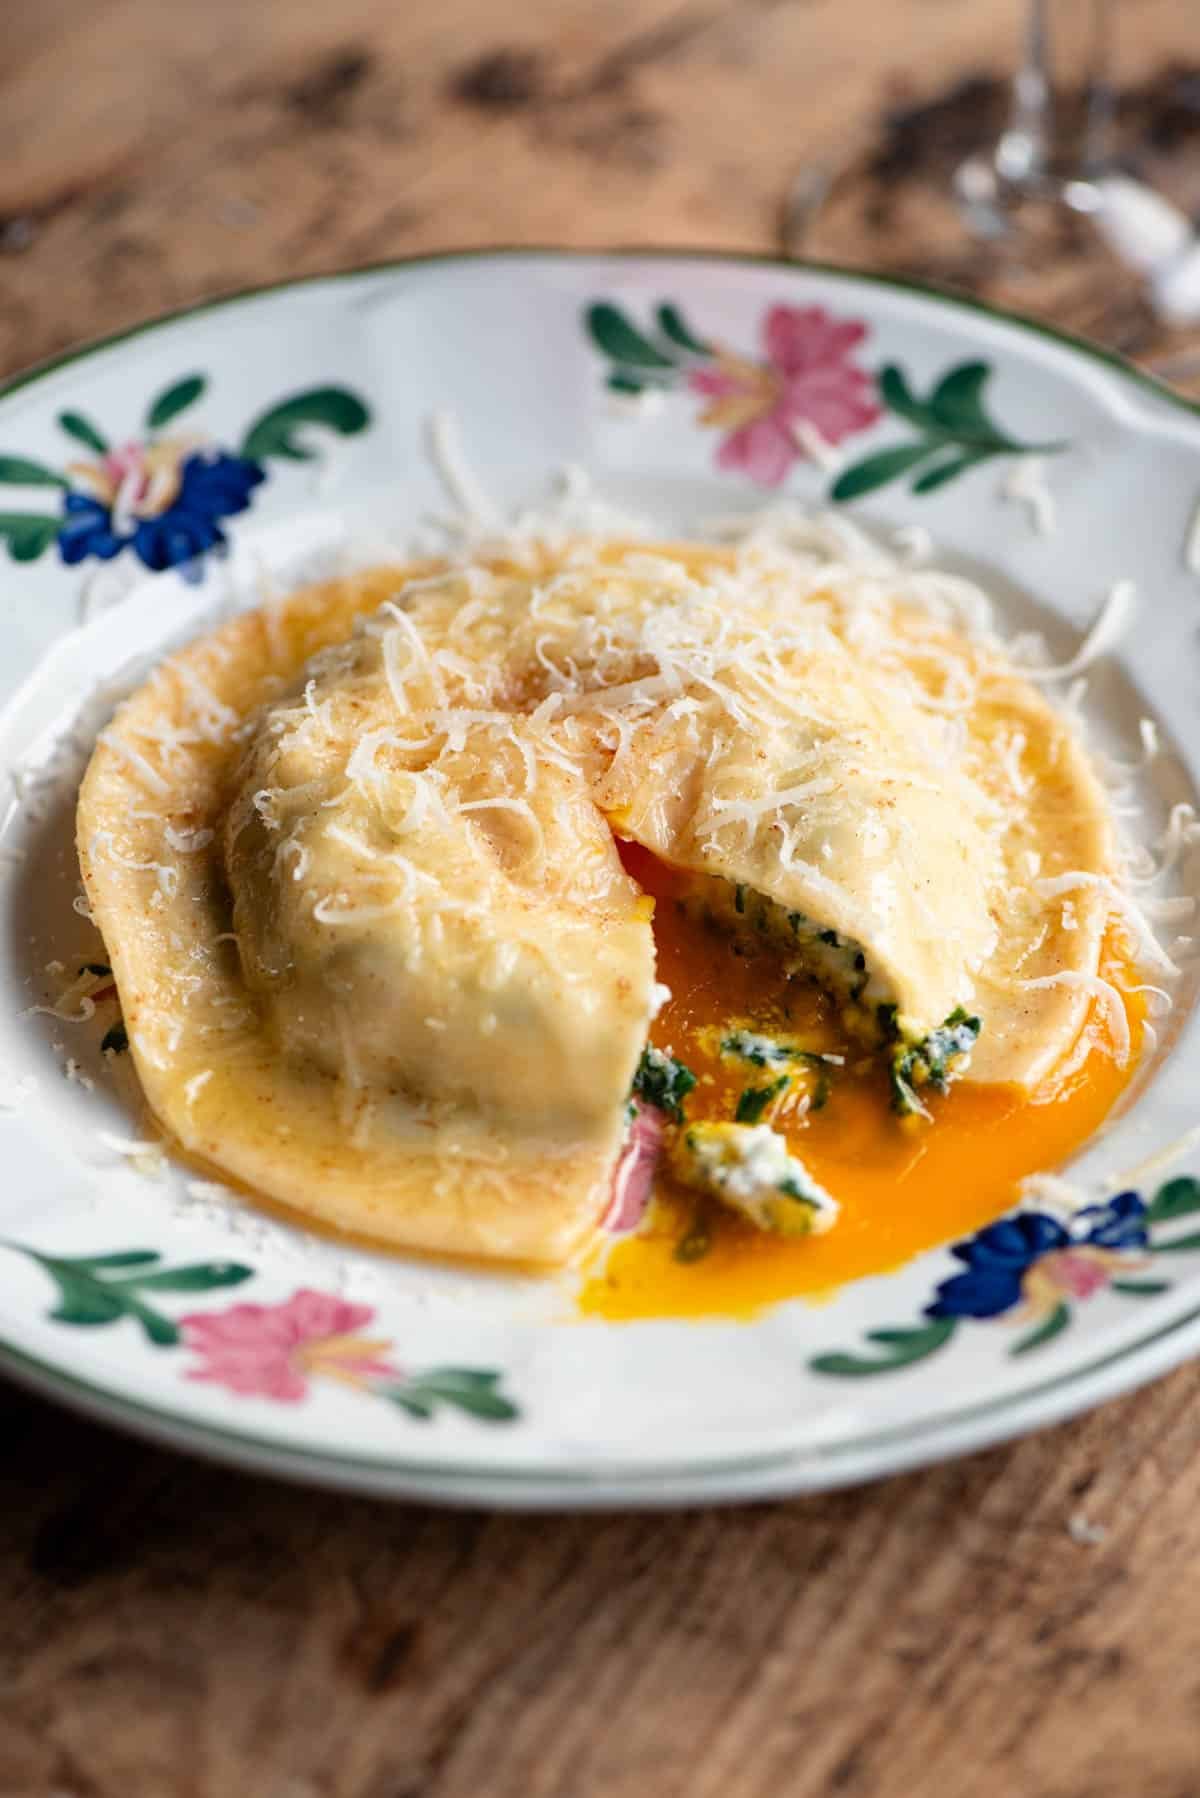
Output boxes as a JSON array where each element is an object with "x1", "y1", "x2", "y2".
[{"x1": 2, "y1": 3, "x2": 1200, "y2": 1794}]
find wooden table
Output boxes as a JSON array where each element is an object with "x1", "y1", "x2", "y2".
[{"x1": 3, "y1": 5, "x2": 1200, "y2": 1793}]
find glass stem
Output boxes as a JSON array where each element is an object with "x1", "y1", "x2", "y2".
[
  {"x1": 995, "y1": 0, "x2": 1115, "y2": 193},
  {"x1": 996, "y1": 0, "x2": 1054, "y2": 188},
  {"x1": 1081, "y1": 0, "x2": 1116, "y2": 182}
]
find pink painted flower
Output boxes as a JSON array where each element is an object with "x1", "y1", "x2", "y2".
[
  {"x1": 67, "y1": 436, "x2": 198, "y2": 526},
  {"x1": 605, "y1": 1101, "x2": 665, "y2": 1235},
  {"x1": 688, "y1": 305, "x2": 880, "y2": 487},
  {"x1": 179, "y1": 1288, "x2": 399, "y2": 1402},
  {"x1": 1034, "y1": 1249, "x2": 1113, "y2": 1302},
  {"x1": 1020, "y1": 1246, "x2": 1143, "y2": 1316}
]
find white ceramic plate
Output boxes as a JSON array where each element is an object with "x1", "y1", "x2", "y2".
[{"x1": 1, "y1": 250, "x2": 1199, "y2": 1508}]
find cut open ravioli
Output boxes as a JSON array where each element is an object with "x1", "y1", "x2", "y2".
[{"x1": 78, "y1": 540, "x2": 1124, "y2": 1266}]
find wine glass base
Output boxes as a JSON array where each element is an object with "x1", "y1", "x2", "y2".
[{"x1": 954, "y1": 150, "x2": 1106, "y2": 242}]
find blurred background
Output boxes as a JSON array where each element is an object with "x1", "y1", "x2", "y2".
[
  {"x1": 3, "y1": 0, "x2": 1198, "y2": 389},
  {"x1": 4, "y1": 6, "x2": 1200, "y2": 1795}
]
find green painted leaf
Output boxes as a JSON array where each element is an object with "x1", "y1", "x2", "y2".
[
  {"x1": 391, "y1": 1393, "x2": 435, "y2": 1420},
  {"x1": 1149, "y1": 1231, "x2": 1200, "y2": 1255},
  {"x1": 0, "y1": 513, "x2": 61, "y2": 562},
  {"x1": 607, "y1": 371, "x2": 647, "y2": 395},
  {"x1": 656, "y1": 303, "x2": 711, "y2": 356},
  {"x1": 431, "y1": 1366, "x2": 507, "y2": 1389},
  {"x1": 388, "y1": 1367, "x2": 519, "y2": 1422},
  {"x1": 15, "y1": 1244, "x2": 251, "y2": 1346},
  {"x1": 810, "y1": 1317, "x2": 956, "y2": 1377},
  {"x1": 878, "y1": 364, "x2": 933, "y2": 428},
  {"x1": 910, "y1": 446, "x2": 996, "y2": 493},
  {"x1": 50, "y1": 1289, "x2": 125, "y2": 1327},
  {"x1": 58, "y1": 410, "x2": 108, "y2": 455},
  {"x1": 927, "y1": 361, "x2": 992, "y2": 434},
  {"x1": 125, "y1": 1262, "x2": 252, "y2": 1294},
  {"x1": 240, "y1": 387, "x2": 371, "y2": 463},
  {"x1": 1146, "y1": 1177, "x2": 1200, "y2": 1225},
  {"x1": 811, "y1": 1353, "x2": 910, "y2": 1379},
  {"x1": 122, "y1": 1301, "x2": 180, "y2": 1347},
  {"x1": 62, "y1": 1250, "x2": 161, "y2": 1270},
  {"x1": 1010, "y1": 1301, "x2": 1070, "y2": 1356},
  {"x1": 434, "y1": 1385, "x2": 519, "y2": 1423},
  {"x1": 1110, "y1": 1278, "x2": 1170, "y2": 1297},
  {"x1": 585, "y1": 303, "x2": 676, "y2": 371},
  {"x1": 830, "y1": 442, "x2": 935, "y2": 502},
  {"x1": 145, "y1": 375, "x2": 206, "y2": 432},
  {"x1": 0, "y1": 455, "x2": 65, "y2": 488}
]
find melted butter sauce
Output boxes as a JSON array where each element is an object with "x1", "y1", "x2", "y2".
[{"x1": 579, "y1": 844, "x2": 1142, "y2": 1322}]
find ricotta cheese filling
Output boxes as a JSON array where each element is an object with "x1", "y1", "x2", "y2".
[{"x1": 669, "y1": 1121, "x2": 839, "y2": 1237}]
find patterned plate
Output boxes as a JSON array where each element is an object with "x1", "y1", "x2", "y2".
[{"x1": 0, "y1": 250, "x2": 1198, "y2": 1507}]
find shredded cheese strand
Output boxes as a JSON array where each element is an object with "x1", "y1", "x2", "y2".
[
  {"x1": 426, "y1": 410, "x2": 503, "y2": 529},
  {"x1": 1020, "y1": 970, "x2": 1131, "y2": 1066},
  {"x1": 96, "y1": 730, "x2": 170, "y2": 796},
  {"x1": 1035, "y1": 872, "x2": 1180, "y2": 976},
  {"x1": 1022, "y1": 580, "x2": 1137, "y2": 682}
]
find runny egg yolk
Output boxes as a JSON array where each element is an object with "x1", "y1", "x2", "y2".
[{"x1": 579, "y1": 843, "x2": 1144, "y2": 1321}]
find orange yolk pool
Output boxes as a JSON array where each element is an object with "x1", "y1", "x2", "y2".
[{"x1": 579, "y1": 844, "x2": 1142, "y2": 1321}]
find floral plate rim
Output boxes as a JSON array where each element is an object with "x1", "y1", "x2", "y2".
[
  {"x1": 3, "y1": 244, "x2": 1196, "y2": 429},
  {"x1": 2, "y1": 246, "x2": 1199, "y2": 1506},
  {"x1": 5, "y1": 1290, "x2": 1200, "y2": 1507}
]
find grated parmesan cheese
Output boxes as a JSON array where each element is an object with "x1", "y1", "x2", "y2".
[
  {"x1": 1020, "y1": 580, "x2": 1137, "y2": 682},
  {"x1": 455, "y1": 796, "x2": 546, "y2": 864},
  {"x1": 163, "y1": 823, "x2": 214, "y2": 853},
  {"x1": 1020, "y1": 970, "x2": 1132, "y2": 1065},
  {"x1": 1018, "y1": 1170, "x2": 1095, "y2": 1216},
  {"x1": 426, "y1": 410, "x2": 503, "y2": 530},
  {"x1": 789, "y1": 419, "x2": 843, "y2": 474},
  {"x1": 1035, "y1": 872, "x2": 1181, "y2": 977},
  {"x1": 96, "y1": 730, "x2": 170, "y2": 796},
  {"x1": 26, "y1": 993, "x2": 96, "y2": 1024},
  {"x1": 44, "y1": 443, "x2": 1190, "y2": 1195},
  {"x1": 96, "y1": 1130, "x2": 166, "y2": 1178},
  {"x1": 1000, "y1": 455, "x2": 1056, "y2": 537},
  {"x1": 183, "y1": 1069, "x2": 214, "y2": 1107}
]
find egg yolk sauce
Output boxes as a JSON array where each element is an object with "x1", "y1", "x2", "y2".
[{"x1": 580, "y1": 842, "x2": 1142, "y2": 1321}]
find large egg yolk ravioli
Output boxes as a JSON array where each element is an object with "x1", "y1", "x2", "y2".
[{"x1": 77, "y1": 542, "x2": 1119, "y2": 1265}]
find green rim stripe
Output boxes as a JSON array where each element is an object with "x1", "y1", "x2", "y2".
[
  {"x1": 0, "y1": 248, "x2": 1196, "y2": 425},
  {"x1": 2, "y1": 1292, "x2": 1199, "y2": 1493}
]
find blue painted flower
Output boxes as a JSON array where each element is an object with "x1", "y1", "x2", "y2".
[
  {"x1": 927, "y1": 1191, "x2": 1148, "y2": 1321},
  {"x1": 58, "y1": 440, "x2": 265, "y2": 580}
]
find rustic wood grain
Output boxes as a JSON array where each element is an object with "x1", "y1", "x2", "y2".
[{"x1": 2, "y1": 3, "x2": 1200, "y2": 1794}]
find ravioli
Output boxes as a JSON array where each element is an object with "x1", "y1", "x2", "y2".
[
  {"x1": 76, "y1": 538, "x2": 1124, "y2": 1266},
  {"x1": 78, "y1": 565, "x2": 654, "y2": 1263},
  {"x1": 393, "y1": 543, "x2": 1117, "y2": 1086}
]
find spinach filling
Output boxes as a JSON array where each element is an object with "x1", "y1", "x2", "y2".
[
  {"x1": 734, "y1": 1075, "x2": 790, "y2": 1124},
  {"x1": 631, "y1": 1045, "x2": 697, "y2": 1123},
  {"x1": 721, "y1": 1031, "x2": 837, "y2": 1115},
  {"x1": 684, "y1": 876, "x2": 886, "y2": 1041},
  {"x1": 889, "y1": 1007, "x2": 981, "y2": 1117}
]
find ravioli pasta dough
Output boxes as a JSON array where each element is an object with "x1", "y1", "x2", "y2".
[{"x1": 77, "y1": 541, "x2": 1123, "y2": 1264}]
